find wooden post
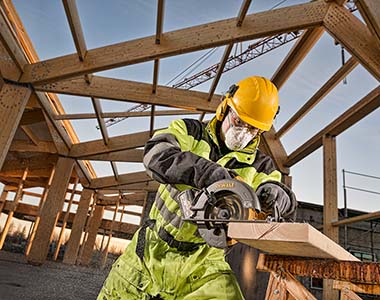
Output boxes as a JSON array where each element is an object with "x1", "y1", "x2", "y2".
[
  {"x1": 27, "y1": 157, "x2": 74, "y2": 265},
  {"x1": 323, "y1": 134, "x2": 339, "y2": 300},
  {"x1": 100, "y1": 199, "x2": 119, "y2": 269},
  {"x1": 77, "y1": 195, "x2": 96, "y2": 262},
  {"x1": 78, "y1": 204, "x2": 104, "y2": 266},
  {"x1": 0, "y1": 187, "x2": 9, "y2": 215},
  {"x1": 63, "y1": 188, "x2": 93, "y2": 264},
  {"x1": 0, "y1": 168, "x2": 28, "y2": 249},
  {"x1": 0, "y1": 83, "x2": 31, "y2": 170},
  {"x1": 25, "y1": 166, "x2": 56, "y2": 256},
  {"x1": 53, "y1": 177, "x2": 79, "y2": 260}
]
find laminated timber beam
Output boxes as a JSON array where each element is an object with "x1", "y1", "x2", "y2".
[
  {"x1": 256, "y1": 254, "x2": 380, "y2": 284},
  {"x1": 0, "y1": 82, "x2": 32, "y2": 169},
  {"x1": 323, "y1": 3, "x2": 380, "y2": 80},
  {"x1": 286, "y1": 86, "x2": 380, "y2": 167},
  {"x1": 89, "y1": 171, "x2": 152, "y2": 189},
  {"x1": 53, "y1": 109, "x2": 199, "y2": 120},
  {"x1": 63, "y1": 188, "x2": 93, "y2": 265},
  {"x1": 276, "y1": 56, "x2": 359, "y2": 138},
  {"x1": 78, "y1": 149, "x2": 143, "y2": 163},
  {"x1": 35, "y1": 76, "x2": 221, "y2": 112},
  {"x1": 70, "y1": 129, "x2": 153, "y2": 158},
  {"x1": 356, "y1": 0, "x2": 380, "y2": 47},
  {"x1": 21, "y1": 1, "x2": 329, "y2": 85},
  {"x1": 271, "y1": 27, "x2": 325, "y2": 90},
  {"x1": 27, "y1": 157, "x2": 75, "y2": 265}
]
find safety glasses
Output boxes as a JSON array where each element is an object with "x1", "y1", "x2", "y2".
[{"x1": 228, "y1": 109, "x2": 262, "y2": 135}]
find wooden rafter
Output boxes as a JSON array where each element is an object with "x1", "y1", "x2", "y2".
[
  {"x1": 21, "y1": 1, "x2": 329, "y2": 84},
  {"x1": 286, "y1": 86, "x2": 380, "y2": 167},
  {"x1": 89, "y1": 171, "x2": 152, "y2": 189},
  {"x1": 356, "y1": 0, "x2": 380, "y2": 46}
]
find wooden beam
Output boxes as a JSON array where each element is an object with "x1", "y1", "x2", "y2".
[
  {"x1": 9, "y1": 140, "x2": 57, "y2": 153},
  {"x1": 323, "y1": 134, "x2": 339, "y2": 300},
  {"x1": 104, "y1": 180, "x2": 159, "y2": 192},
  {"x1": 323, "y1": 3, "x2": 380, "y2": 80},
  {"x1": 356, "y1": 0, "x2": 380, "y2": 46},
  {"x1": 271, "y1": 27, "x2": 324, "y2": 89},
  {"x1": 236, "y1": 0, "x2": 252, "y2": 27},
  {"x1": 62, "y1": 0, "x2": 87, "y2": 61},
  {"x1": 91, "y1": 97, "x2": 109, "y2": 144},
  {"x1": 89, "y1": 171, "x2": 151, "y2": 189},
  {"x1": 19, "y1": 109, "x2": 45, "y2": 125},
  {"x1": 261, "y1": 128, "x2": 289, "y2": 174},
  {"x1": 332, "y1": 211, "x2": 380, "y2": 227},
  {"x1": 63, "y1": 188, "x2": 93, "y2": 265},
  {"x1": 276, "y1": 57, "x2": 358, "y2": 138},
  {"x1": 35, "y1": 76, "x2": 221, "y2": 112},
  {"x1": 228, "y1": 222, "x2": 357, "y2": 260},
  {"x1": 256, "y1": 254, "x2": 380, "y2": 284},
  {"x1": 79, "y1": 204, "x2": 104, "y2": 266},
  {"x1": 27, "y1": 157, "x2": 75, "y2": 265},
  {"x1": 21, "y1": 1, "x2": 329, "y2": 84},
  {"x1": 0, "y1": 83, "x2": 32, "y2": 169},
  {"x1": 286, "y1": 86, "x2": 380, "y2": 167},
  {"x1": 53, "y1": 109, "x2": 200, "y2": 120},
  {"x1": 77, "y1": 148, "x2": 143, "y2": 162},
  {"x1": 70, "y1": 129, "x2": 153, "y2": 158},
  {"x1": 20, "y1": 125, "x2": 40, "y2": 145},
  {"x1": 333, "y1": 280, "x2": 380, "y2": 296}
]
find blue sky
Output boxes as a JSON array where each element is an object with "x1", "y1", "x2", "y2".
[{"x1": 5, "y1": 0, "x2": 380, "y2": 213}]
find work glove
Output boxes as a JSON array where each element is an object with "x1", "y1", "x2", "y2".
[{"x1": 256, "y1": 181, "x2": 297, "y2": 222}]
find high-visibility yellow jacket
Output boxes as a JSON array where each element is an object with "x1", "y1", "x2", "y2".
[{"x1": 98, "y1": 117, "x2": 282, "y2": 300}]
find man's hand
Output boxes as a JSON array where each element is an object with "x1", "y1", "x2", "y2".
[{"x1": 256, "y1": 182, "x2": 297, "y2": 222}]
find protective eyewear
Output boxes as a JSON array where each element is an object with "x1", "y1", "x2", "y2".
[{"x1": 228, "y1": 109, "x2": 262, "y2": 135}]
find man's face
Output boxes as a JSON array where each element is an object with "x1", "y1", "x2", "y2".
[{"x1": 220, "y1": 108, "x2": 261, "y2": 151}]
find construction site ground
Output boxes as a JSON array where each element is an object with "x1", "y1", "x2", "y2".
[{"x1": 0, "y1": 251, "x2": 109, "y2": 300}]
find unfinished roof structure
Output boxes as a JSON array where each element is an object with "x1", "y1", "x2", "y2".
[{"x1": 0, "y1": 0, "x2": 379, "y2": 297}]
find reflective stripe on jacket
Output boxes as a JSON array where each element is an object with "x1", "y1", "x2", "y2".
[{"x1": 143, "y1": 117, "x2": 281, "y2": 242}]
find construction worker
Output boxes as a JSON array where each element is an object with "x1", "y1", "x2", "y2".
[{"x1": 98, "y1": 76, "x2": 297, "y2": 300}]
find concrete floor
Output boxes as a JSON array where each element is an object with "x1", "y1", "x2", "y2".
[{"x1": 0, "y1": 251, "x2": 108, "y2": 300}]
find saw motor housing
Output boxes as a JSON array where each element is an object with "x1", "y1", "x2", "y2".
[{"x1": 178, "y1": 179, "x2": 261, "y2": 248}]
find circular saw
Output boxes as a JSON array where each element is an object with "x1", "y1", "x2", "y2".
[{"x1": 178, "y1": 179, "x2": 262, "y2": 248}]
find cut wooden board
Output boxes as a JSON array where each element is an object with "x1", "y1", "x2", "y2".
[{"x1": 228, "y1": 222, "x2": 358, "y2": 261}]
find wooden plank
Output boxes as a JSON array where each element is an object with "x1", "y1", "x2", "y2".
[
  {"x1": 256, "y1": 255, "x2": 380, "y2": 285},
  {"x1": 91, "y1": 97, "x2": 109, "y2": 144},
  {"x1": 62, "y1": 0, "x2": 87, "y2": 60},
  {"x1": 356, "y1": 0, "x2": 380, "y2": 46},
  {"x1": 53, "y1": 177, "x2": 79, "y2": 260},
  {"x1": 272, "y1": 27, "x2": 324, "y2": 89},
  {"x1": 228, "y1": 222, "x2": 358, "y2": 260},
  {"x1": 286, "y1": 86, "x2": 380, "y2": 167},
  {"x1": 277, "y1": 57, "x2": 358, "y2": 138},
  {"x1": 53, "y1": 109, "x2": 199, "y2": 120},
  {"x1": 35, "y1": 76, "x2": 221, "y2": 112},
  {"x1": 78, "y1": 204, "x2": 104, "y2": 266},
  {"x1": 27, "y1": 157, "x2": 75, "y2": 265},
  {"x1": 70, "y1": 129, "x2": 153, "y2": 158},
  {"x1": 0, "y1": 83, "x2": 32, "y2": 169},
  {"x1": 9, "y1": 140, "x2": 57, "y2": 153},
  {"x1": 21, "y1": 1, "x2": 328, "y2": 84},
  {"x1": 89, "y1": 171, "x2": 151, "y2": 189},
  {"x1": 63, "y1": 188, "x2": 93, "y2": 265},
  {"x1": 332, "y1": 211, "x2": 380, "y2": 226},
  {"x1": 334, "y1": 280, "x2": 380, "y2": 295},
  {"x1": 323, "y1": 3, "x2": 380, "y2": 80},
  {"x1": 79, "y1": 148, "x2": 143, "y2": 162}
]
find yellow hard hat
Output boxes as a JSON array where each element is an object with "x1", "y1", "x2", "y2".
[{"x1": 216, "y1": 76, "x2": 279, "y2": 131}]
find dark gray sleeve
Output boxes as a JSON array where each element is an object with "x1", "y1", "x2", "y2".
[{"x1": 143, "y1": 132, "x2": 232, "y2": 189}]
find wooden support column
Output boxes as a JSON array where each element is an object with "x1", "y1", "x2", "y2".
[
  {"x1": 0, "y1": 168, "x2": 28, "y2": 249},
  {"x1": 53, "y1": 177, "x2": 79, "y2": 260},
  {"x1": 0, "y1": 187, "x2": 9, "y2": 215},
  {"x1": 323, "y1": 134, "x2": 339, "y2": 300},
  {"x1": 0, "y1": 83, "x2": 32, "y2": 169},
  {"x1": 27, "y1": 157, "x2": 74, "y2": 265},
  {"x1": 100, "y1": 199, "x2": 119, "y2": 269},
  {"x1": 25, "y1": 166, "x2": 56, "y2": 256},
  {"x1": 79, "y1": 204, "x2": 104, "y2": 266},
  {"x1": 63, "y1": 188, "x2": 93, "y2": 265}
]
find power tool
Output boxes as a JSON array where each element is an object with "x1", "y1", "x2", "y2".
[{"x1": 178, "y1": 179, "x2": 267, "y2": 249}]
